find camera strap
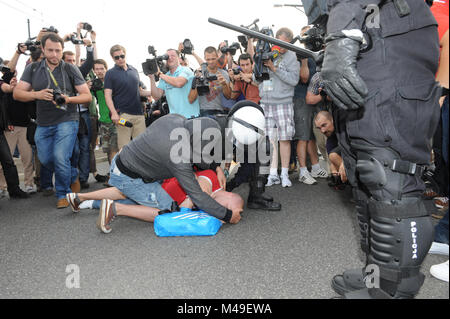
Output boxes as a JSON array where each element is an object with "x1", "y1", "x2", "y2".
[{"x1": 45, "y1": 63, "x2": 67, "y2": 94}]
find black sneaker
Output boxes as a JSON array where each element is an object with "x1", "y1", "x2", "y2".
[
  {"x1": 80, "y1": 181, "x2": 90, "y2": 189},
  {"x1": 9, "y1": 189, "x2": 29, "y2": 199},
  {"x1": 94, "y1": 174, "x2": 108, "y2": 183}
]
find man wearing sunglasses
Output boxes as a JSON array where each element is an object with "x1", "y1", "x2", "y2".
[{"x1": 104, "y1": 45, "x2": 149, "y2": 150}]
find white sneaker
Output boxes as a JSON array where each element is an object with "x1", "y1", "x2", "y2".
[
  {"x1": 311, "y1": 167, "x2": 329, "y2": 179},
  {"x1": 266, "y1": 174, "x2": 281, "y2": 187},
  {"x1": 281, "y1": 174, "x2": 292, "y2": 188},
  {"x1": 79, "y1": 200, "x2": 94, "y2": 210},
  {"x1": 0, "y1": 189, "x2": 9, "y2": 199},
  {"x1": 430, "y1": 260, "x2": 449, "y2": 282},
  {"x1": 429, "y1": 242, "x2": 449, "y2": 256},
  {"x1": 299, "y1": 171, "x2": 317, "y2": 185},
  {"x1": 25, "y1": 185, "x2": 36, "y2": 194}
]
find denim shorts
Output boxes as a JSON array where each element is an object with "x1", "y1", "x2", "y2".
[{"x1": 108, "y1": 156, "x2": 173, "y2": 210}]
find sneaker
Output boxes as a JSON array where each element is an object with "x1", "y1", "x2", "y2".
[
  {"x1": 429, "y1": 242, "x2": 449, "y2": 256},
  {"x1": 42, "y1": 188, "x2": 55, "y2": 197},
  {"x1": 311, "y1": 167, "x2": 329, "y2": 179},
  {"x1": 430, "y1": 260, "x2": 449, "y2": 282},
  {"x1": 266, "y1": 174, "x2": 281, "y2": 187},
  {"x1": 80, "y1": 181, "x2": 90, "y2": 190},
  {"x1": 25, "y1": 185, "x2": 37, "y2": 194},
  {"x1": 66, "y1": 193, "x2": 81, "y2": 213},
  {"x1": 423, "y1": 188, "x2": 438, "y2": 200},
  {"x1": 432, "y1": 208, "x2": 447, "y2": 219},
  {"x1": 281, "y1": 174, "x2": 292, "y2": 188},
  {"x1": 57, "y1": 198, "x2": 69, "y2": 209},
  {"x1": 434, "y1": 197, "x2": 449, "y2": 209},
  {"x1": 79, "y1": 200, "x2": 95, "y2": 210},
  {"x1": 94, "y1": 174, "x2": 108, "y2": 183},
  {"x1": 0, "y1": 189, "x2": 9, "y2": 199},
  {"x1": 299, "y1": 171, "x2": 317, "y2": 185},
  {"x1": 96, "y1": 199, "x2": 116, "y2": 234}
]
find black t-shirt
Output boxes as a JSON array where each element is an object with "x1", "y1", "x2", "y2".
[{"x1": 20, "y1": 59, "x2": 86, "y2": 126}]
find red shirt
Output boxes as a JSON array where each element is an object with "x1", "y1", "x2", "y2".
[
  {"x1": 430, "y1": 0, "x2": 449, "y2": 40},
  {"x1": 233, "y1": 80, "x2": 261, "y2": 104}
]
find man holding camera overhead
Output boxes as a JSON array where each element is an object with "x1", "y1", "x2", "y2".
[
  {"x1": 13, "y1": 33, "x2": 92, "y2": 209},
  {"x1": 148, "y1": 49, "x2": 200, "y2": 119}
]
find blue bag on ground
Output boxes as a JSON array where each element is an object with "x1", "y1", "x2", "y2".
[{"x1": 154, "y1": 207, "x2": 223, "y2": 237}]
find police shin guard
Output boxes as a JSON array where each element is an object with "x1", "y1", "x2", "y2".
[
  {"x1": 346, "y1": 197, "x2": 433, "y2": 299},
  {"x1": 331, "y1": 189, "x2": 370, "y2": 295},
  {"x1": 247, "y1": 176, "x2": 281, "y2": 211}
]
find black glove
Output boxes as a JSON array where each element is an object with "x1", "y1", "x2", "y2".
[{"x1": 321, "y1": 36, "x2": 368, "y2": 110}]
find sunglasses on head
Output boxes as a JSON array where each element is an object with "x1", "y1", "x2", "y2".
[{"x1": 114, "y1": 54, "x2": 125, "y2": 60}]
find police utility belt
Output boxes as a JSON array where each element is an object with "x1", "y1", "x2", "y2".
[{"x1": 116, "y1": 155, "x2": 156, "y2": 184}]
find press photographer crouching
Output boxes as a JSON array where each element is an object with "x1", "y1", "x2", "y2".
[{"x1": 13, "y1": 33, "x2": 92, "y2": 209}]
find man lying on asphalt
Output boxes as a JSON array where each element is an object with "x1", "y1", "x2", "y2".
[{"x1": 67, "y1": 114, "x2": 242, "y2": 233}]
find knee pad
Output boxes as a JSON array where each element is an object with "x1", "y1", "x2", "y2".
[
  {"x1": 367, "y1": 196, "x2": 434, "y2": 297},
  {"x1": 355, "y1": 146, "x2": 424, "y2": 201}
]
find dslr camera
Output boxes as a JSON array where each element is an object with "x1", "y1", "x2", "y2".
[
  {"x1": 298, "y1": 26, "x2": 325, "y2": 52},
  {"x1": 67, "y1": 33, "x2": 84, "y2": 45},
  {"x1": 53, "y1": 88, "x2": 67, "y2": 108},
  {"x1": 192, "y1": 63, "x2": 217, "y2": 96},
  {"x1": 90, "y1": 78, "x2": 104, "y2": 92},
  {"x1": 142, "y1": 45, "x2": 169, "y2": 81},
  {"x1": 220, "y1": 40, "x2": 241, "y2": 56},
  {"x1": 80, "y1": 23, "x2": 93, "y2": 32},
  {"x1": 0, "y1": 58, "x2": 15, "y2": 84},
  {"x1": 181, "y1": 39, "x2": 194, "y2": 55}
]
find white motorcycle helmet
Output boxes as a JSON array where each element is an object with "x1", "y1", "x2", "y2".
[{"x1": 227, "y1": 101, "x2": 266, "y2": 147}]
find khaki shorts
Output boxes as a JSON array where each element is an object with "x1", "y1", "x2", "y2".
[
  {"x1": 99, "y1": 122, "x2": 118, "y2": 154},
  {"x1": 116, "y1": 113, "x2": 146, "y2": 150}
]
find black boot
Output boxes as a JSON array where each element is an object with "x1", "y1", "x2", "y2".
[
  {"x1": 247, "y1": 177, "x2": 281, "y2": 211},
  {"x1": 8, "y1": 188, "x2": 29, "y2": 199}
]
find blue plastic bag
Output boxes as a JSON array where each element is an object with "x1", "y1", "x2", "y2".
[{"x1": 154, "y1": 207, "x2": 223, "y2": 237}]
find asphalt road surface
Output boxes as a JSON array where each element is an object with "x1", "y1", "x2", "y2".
[{"x1": 0, "y1": 161, "x2": 448, "y2": 299}]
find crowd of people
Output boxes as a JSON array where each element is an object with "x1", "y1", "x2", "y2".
[{"x1": 0, "y1": 2, "x2": 448, "y2": 295}]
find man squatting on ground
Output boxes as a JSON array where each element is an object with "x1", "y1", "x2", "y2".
[{"x1": 67, "y1": 114, "x2": 243, "y2": 233}]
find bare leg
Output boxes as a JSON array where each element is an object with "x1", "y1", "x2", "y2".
[
  {"x1": 296, "y1": 140, "x2": 308, "y2": 168},
  {"x1": 307, "y1": 140, "x2": 320, "y2": 165},
  {"x1": 270, "y1": 140, "x2": 279, "y2": 170},
  {"x1": 115, "y1": 203, "x2": 160, "y2": 222},
  {"x1": 329, "y1": 153, "x2": 342, "y2": 175},
  {"x1": 279, "y1": 140, "x2": 291, "y2": 170},
  {"x1": 78, "y1": 187, "x2": 126, "y2": 202}
]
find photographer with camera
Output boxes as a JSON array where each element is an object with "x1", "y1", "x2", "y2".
[
  {"x1": 104, "y1": 45, "x2": 149, "y2": 150},
  {"x1": 13, "y1": 33, "x2": 92, "y2": 209},
  {"x1": 0, "y1": 57, "x2": 30, "y2": 200},
  {"x1": 148, "y1": 49, "x2": 200, "y2": 119},
  {"x1": 259, "y1": 28, "x2": 300, "y2": 188},
  {"x1": 229, "y1": 53, "x2": 260, "y2": 104},
  {"x1": 0, "y1": 43, "x2": 36, "y2": 196},
  {"x1": 90, "y1": 59, "x2": 118, "y2": 167},
  {"x1": 188, "y1": 47, "x2": 232, "y2": 117}
]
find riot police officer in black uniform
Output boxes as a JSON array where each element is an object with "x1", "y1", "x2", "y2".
[{"x1": 302, "y1": 0, "x2": 442, "y2": 298}]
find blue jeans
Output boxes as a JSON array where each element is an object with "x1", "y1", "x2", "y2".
[
  {"x1": 108, "y1": 155, "x2": 173, "y2": 210},
  {"x1": 35, "y1": 121, "x2": 79, "y2": 199},
  {"x1": 77, "y1": 111, "x2": 92, "y2": 183}
]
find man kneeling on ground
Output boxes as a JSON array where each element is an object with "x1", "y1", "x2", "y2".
[
  {"x1": 314, "y1": 111, "x2": 347, "y2": 186},
  {"x1": 67, "y1": 114, "x2": 242, "y2": 233}
]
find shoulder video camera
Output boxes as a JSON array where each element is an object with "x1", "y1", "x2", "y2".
[{"x1": 142, "y1": 45, "x2": 169, "y2": 81}]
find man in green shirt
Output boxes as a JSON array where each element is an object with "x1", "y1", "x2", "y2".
[{"x1": 92, "y1": 59, "x2": 118, "y2": 165}]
